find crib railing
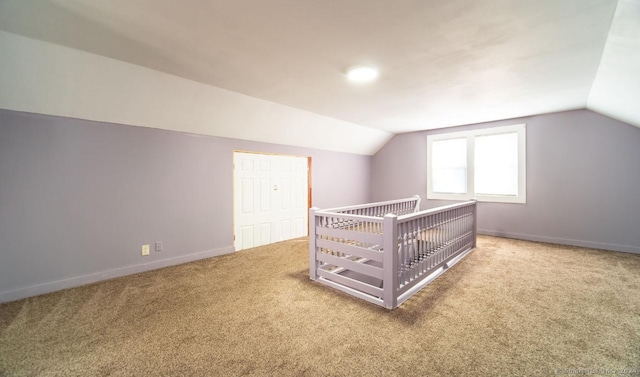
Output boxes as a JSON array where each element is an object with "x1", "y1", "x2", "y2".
[
  {"x1": 319, "y1": 195, "x2": 421, "y2": 218},
  {"x1": 391, "y1": 201, "x2": 477, "y2": 307},
  {"x1": 310, "y1": 197, "x2": 477, "y2": 309}
]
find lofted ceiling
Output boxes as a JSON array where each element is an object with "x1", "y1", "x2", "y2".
[{"x1": 0, "y1": 0, "x2": 638, "y2": 153}]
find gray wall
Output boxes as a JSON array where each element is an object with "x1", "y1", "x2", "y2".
[
  {"x1": 0, "y1": 109, "x2": 371, "y2": 302},
  {"x1": 372, "y1": 110, "x2": 640, "y2": 254}
]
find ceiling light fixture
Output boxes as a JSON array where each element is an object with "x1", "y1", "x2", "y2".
[{"x1": 346, "y1": 65, "x2": 379, "y2": 83}]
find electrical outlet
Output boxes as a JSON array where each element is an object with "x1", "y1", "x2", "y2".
[
  {"x1": 155, "y1": 242, "x2": 162, "y2": 252},
  {"x1": 141, "y1": 244, "x2": 150, "y2": 256}
]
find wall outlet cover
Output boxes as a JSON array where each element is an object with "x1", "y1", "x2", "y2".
[
  {"x1": 141, "y1": 244, "x2": 150, "y2": 256},
  {"x1": 155, "y1": 242, "x2": 162, "y2": 252}
]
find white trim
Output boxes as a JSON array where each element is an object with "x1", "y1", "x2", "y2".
[
  {"x1": 427, "y1": 124, "x2": 526, "y2": 204},
  {"x1": 0, "y1": 246, "x2": 235, "y2": 304}
]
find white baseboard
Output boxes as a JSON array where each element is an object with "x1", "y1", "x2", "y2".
[
  {"x1": 0, "y1": 246, "x2": 235, "y2": 304},
  {"x1": 478, "y1": 229, "x2": 640, "y2": 254}
]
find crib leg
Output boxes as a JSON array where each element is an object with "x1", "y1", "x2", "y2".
[
  {"x1": 309, "y1": 207, "x2": 319, "y2": 280},
  {"x1": 383, "y1": 214, "x2": 398, "y2": 309}
]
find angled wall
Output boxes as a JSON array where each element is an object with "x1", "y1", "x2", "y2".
[
  {"x1": 0, "y1": 109, "x2": 371, "y2": 303},
  {"x1": 0, "y1": 30, "x2": 391, "y2": 155},
  {"x1": 372, "y1": 110, "x2": 640, "y2": 253}
]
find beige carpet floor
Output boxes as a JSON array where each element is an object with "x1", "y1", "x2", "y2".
[{"x1": 1, "y1": 235, "x2": 639, "y2": 377}]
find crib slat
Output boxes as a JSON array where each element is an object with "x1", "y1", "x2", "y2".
[
  {"x1": 315, "y1": 277, "x2": 384, "y2": 307},
  {"x1": 315, "y1": 227, "x2": 383, "y2": 246},
  {"x1": 317, "y1": 269, "x2": 384, "y2": 297},
  {"x1": 316, "y1": 253, "x2": 384, "y2": 279},
  {"x1": 316, "y1": 238, "x2": 383, "y2": 262},
  {"x1": 397, "y1": 245, "x2": 474, "y2": 298}
]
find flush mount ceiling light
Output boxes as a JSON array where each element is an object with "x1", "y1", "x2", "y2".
[{"x1": 346, "y1": 65, "x2": 379, "y2": 83}]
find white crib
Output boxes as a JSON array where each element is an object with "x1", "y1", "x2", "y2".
[{"x1": 309, "y1": 196, "x2": 477, "y2": 309}]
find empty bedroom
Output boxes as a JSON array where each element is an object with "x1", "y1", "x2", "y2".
[{"x1": 1, "y1": 1, "x2": 639, "y2": 376}]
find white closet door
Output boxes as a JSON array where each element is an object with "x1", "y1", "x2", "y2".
[{"x1": 233, "y1": 152, "x2": 308, "y2": 251}]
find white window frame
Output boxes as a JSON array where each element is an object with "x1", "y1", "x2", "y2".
[{"x1": 427, "y1": 124, "x2": 526, "y2": 204}]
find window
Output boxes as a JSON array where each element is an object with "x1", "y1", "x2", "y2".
[
  {"x1": 431, "y1": 138, "x2": 467, "y2": 194},
  {"x1": 427, "y1": 124, "x2": 526, "y2": 203}
]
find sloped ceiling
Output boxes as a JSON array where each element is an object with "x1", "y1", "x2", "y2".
[
  {"x1": 0, "y1": 0, "x2": 638, "y2": 154},
  {"x1": 588, "y1": 0, "x2": 640, "y2": 127}
]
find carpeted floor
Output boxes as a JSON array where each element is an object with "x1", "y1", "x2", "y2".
[{"x1": 1, "y1": 235, "x2": 639, "y2": 377}]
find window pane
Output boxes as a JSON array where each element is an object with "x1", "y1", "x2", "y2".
[
  {"x1": 475, "y1": 132, "x2": 518, "y2": 195},
  {"x1": 432, "y1": 138, "x2": 467, "y2": 194}
]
